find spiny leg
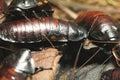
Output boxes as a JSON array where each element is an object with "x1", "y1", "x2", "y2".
[
  {"x1": 32, "y1": 10, "x2": 41, "y2": 19},
  {"x1": 35, "y1": 66, "x2": 52, "y2": 74},
  {"x1": 77, "y1": 47, "x2": 101, "y2": 71},
  {"x1": 73, "y1": 43, "x2": 83, "y2": 70}
]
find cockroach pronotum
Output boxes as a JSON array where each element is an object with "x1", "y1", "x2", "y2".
[
  {"x1": 0, "y1": 17, "x2": 87, "y2": 43},
  {"x1": 0, "y1": 48, "x2": 35, "y2": 80},
  {"x1": 8, "y1": 0, "x2": 50, "y2": 11}
]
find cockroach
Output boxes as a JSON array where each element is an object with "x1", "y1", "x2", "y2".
[
  {"x1": 75, "y1": 11, "x2": 120, "y2": 43},
  {"x1": 0, "y1": 48, "x2": 35, "y2": 80},
  {"x1": 99, "y1": 44, "x2": 120, "y2": 80},
  {"x1": 8, "y1": 0, "x2": 49, "y2": 10},
  {"x1": 3, "y1": 0, "x2": 54, "y2": 21},
  {"x1": 72, "y1": 11, "x2": 120, "y2": 70},
  {"x1": 100, "y1": 68, "x2": 120, "y2": 80},
  {"x1": 112, "y1": 44, "x2": 120, "y2": 67},
  {"x1": 73, "y1": 11, "x2": 120, "y2": 59},
  {"x1": 0, "y1": 48, "x2": 53, "y2": 80},
  {"x1": 0, "y1": 17, "x2": 87, "y2": 43}
]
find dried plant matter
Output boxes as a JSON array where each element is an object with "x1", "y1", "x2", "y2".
[{"x1": 29, "y1": 48, "x2": 62, "y2": 80}]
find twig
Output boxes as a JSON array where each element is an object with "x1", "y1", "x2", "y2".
[
  {"x1": 60, "y1": 1, "x2": 120, "y2": 14},
  {"x1": 49, "y1": 0, "x2": 78, "y2": 19}
]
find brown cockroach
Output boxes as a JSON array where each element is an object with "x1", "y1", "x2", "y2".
[
  {"x1": 75, "y1": 11, "x2": 120, "y2": 42},
  {"x1": 72, "y1": 11, "x2": 120, "y2": 72},
  {"x1": 0, "y1": 48, "x2": 35, "y2": 80}
]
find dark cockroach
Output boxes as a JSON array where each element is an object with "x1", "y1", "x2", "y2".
[
  {"x1": 100, "y1": 68, "x2": 120, "y2": 80},
  {"x1": 0, "y1": 48, "x2": 51, "y2": 80},
  {"x1": 112, "y1": 44, "x2": 120, "y2": 67},
  {"x1": 99, "y1": 44, "x2": 120, "y2": 80},
  {"x1": 0, "y1": 17, "x2": 87, "y2": 43},
  {"x1": 0, "y1": 48, "x2": 35, "y2": 80},
  {"x1": 100, "y1": 44, "x2": 120, "y2": 79},
  {"x1": 4, "y1": 0, "x2": 54, "y2": 21},
  {"x1": 8, "y1": 0, "x2": 49, "y2": 10}
]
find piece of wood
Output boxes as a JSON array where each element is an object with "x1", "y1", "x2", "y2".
[
  {"x1": 0, "y1": 13, "x2": 5, "y2": 24},
  {"x1": 27, "y1": 48, "x2": 62, "y2": 80}
]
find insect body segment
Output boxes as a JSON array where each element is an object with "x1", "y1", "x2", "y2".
[{"x1": 0, "y1": 49, "x2": 35, "y2": 80}]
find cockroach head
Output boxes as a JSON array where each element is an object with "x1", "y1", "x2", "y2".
[{"x1": 68, "y1": 22, "x2": 87, "y2": 41}]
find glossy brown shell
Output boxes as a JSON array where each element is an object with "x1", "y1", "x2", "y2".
[{"x1": 75, "y1": 11, "x2": 120, "y2": 41}]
